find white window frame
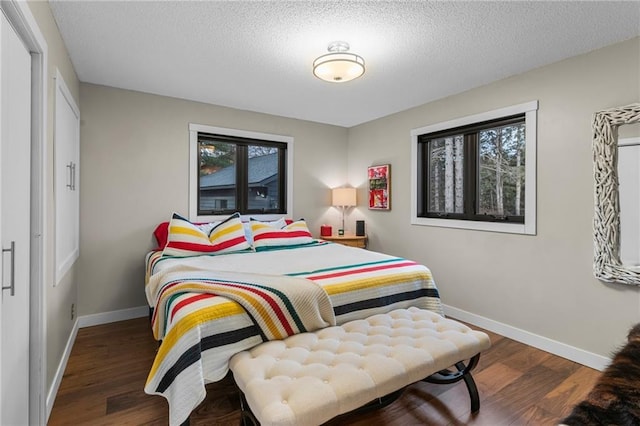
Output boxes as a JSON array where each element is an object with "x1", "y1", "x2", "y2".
[
  {"x1": 410, "y1": 101, "x2": 538, "y2": 235},
  {"x1": 189, "y1": 123, "x2": 294, "y2": 222}
]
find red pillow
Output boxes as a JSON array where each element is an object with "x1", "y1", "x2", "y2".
[{"x1": 153, "y1": 222, "x2": 170, "y2": 249}]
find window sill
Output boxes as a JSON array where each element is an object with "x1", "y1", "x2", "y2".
[{"x1": 411, "y1": 216, "x2": 535, "y2": 235}]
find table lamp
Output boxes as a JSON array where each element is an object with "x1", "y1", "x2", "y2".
[{"x1": 332, "y1": 187, "x2": 356, "y2": 235}]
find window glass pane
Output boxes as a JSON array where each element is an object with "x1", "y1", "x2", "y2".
[
  {"x1": 478, "y1": 122, "x2": 525, "y2": 216},
  {"x1": 428, "y1": 135, "x2": 464, "y2": 214},
  {"x1": 247, "y1": 145, "x2": 280, "y2": 211},
  {"x1": 198, "y1": 140, "x2": 237, "y2": 212}
]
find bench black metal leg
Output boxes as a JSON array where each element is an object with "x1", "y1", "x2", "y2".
[
  {"x1": 423, "y1": 353, "x2": 482, "y2": 413},
  {"x1": 461, "y1": 364, "x2": 480, "y2": 413}
]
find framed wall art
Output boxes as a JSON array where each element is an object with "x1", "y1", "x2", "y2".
[{"x1": 368, "y1": 164, "x2": 391, "y2": 210}]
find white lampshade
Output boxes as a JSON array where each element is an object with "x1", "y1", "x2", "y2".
[{"x1": 332, "y1": 187, "x2": 357, "y2": 207}]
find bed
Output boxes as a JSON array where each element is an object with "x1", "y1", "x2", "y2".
[{"x1": 144, "y1": 213, "x2": 443, "y2": 425}]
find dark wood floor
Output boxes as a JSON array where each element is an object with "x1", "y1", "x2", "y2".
[{"x1": 48, "y1": 317, "x2": 601, "y2": 425}]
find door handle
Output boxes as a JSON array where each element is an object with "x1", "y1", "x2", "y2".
[
  {"x1": 66, "y1": 162, "x2": 77, "y2": 190},
  {"x1": 71, "y1": 162, "x2": 75, "y2": 191},
  {"x1": 2, "y1": 241, "x2": 15, "y2": 296},
  {"x1": 66, "y1": 162, "x2": 73, "y2": 190}
]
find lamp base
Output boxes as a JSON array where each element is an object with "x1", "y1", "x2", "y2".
[{"x1": 338, "y1": 229, "x2": 344, "y2": 236}]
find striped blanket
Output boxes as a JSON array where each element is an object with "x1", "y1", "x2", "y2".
[
  {"x1": 144, "y1": 242, "x2": 442, "y2": 425},
  {"x1": 147, "y1": 268, "x2": 336, "y2": 341}
]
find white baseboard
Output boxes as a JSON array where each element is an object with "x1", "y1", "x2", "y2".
[
  {"x1": 46, "y1": 305, "x2": 149, "y2": 421},
  {"x1": 77, "y1": 305, "x2": 148, "y2": 328},
  {"x1": 443, "y1": 304, "x2": 611, "y2": 371},
  {"x1": 46, "y1": 317, "x2": 79, "y2": 422}
]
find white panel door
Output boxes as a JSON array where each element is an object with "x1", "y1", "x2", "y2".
[
  {"x1": 0, "y1": 10, "x2": 32, "y2": 425},
  {"x1": 54, "y1": 71, "x2": 80, "y2": 284}
]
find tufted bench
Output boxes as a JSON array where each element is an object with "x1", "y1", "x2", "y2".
[{"x1": 229, "y1": 307, "x2": 491, "y2": 426}]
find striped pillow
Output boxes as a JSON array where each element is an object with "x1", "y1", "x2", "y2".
[
  {"x1": 153, "y1": 220, "x2": 220, "y2": 249},
  {"x1": 208, "y1": 213, "x2": 252, "y2": 254},
  {"x1": 162, "y1": 213, "x2": 251, "y2": 257},
  {"x1": 251, "y1": 219, "x2": 313, "y2": 251}
]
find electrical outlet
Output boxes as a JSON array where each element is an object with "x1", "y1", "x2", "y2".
[{"x1": 71, "y1": 303, "x2": 75, "y2": 321}]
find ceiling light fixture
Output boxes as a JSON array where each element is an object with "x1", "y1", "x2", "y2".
[{"x1": 313, "y1": 41, "x2": 365, "y2": 83}]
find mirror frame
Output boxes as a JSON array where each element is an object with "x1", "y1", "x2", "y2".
[{"x1": 593, "y1": 103, "x2": 640, "y2": 284}]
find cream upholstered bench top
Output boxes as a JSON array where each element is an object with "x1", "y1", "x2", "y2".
[{"x1": 229, "y1": 307, "x2": 491, "y2": 426}]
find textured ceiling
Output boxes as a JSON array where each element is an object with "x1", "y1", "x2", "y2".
[{"x1": 49, "y1": 1, "x2": 640, "y2": 128}]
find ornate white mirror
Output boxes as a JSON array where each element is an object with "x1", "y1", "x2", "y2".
[{"x1": 593, "y1": 103, "x2": 640, "y2": 284}]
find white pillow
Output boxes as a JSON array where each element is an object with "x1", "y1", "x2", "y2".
[{"x1": 244, "y1": 218, "x2": 287, "y2": 245}]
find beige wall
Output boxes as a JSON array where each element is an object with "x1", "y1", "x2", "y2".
[
  {"x1": 78, "y1": 84, "x2": 348, "y2": 314},
  {"x1": 27, "y1": 1, "x2": 81, "y2": 396},
  {"x1": 347, "y1": 37, "x2": 640, "y2": 358}
]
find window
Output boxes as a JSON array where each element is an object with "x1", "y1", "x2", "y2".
[
  {"x1": 411, "y1": 101, "x2": 537, "y2": 235},
  {"x1": 189, "y1": 124, "x2": 293, "y2": 222},
  {"x1": 420, "y1": 115, "x2": 525, "y2": 221}
]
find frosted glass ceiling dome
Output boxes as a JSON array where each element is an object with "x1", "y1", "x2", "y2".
[{"x1": 313, "y1": 41, "x2": 365, "y2": 83}]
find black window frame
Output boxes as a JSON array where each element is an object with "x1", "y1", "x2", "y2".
[
  {"x1": 197, "y1": 132, "x2": 287, "y2": 216},
  {"x1": 417, "y1": 114, "x2": 525, "y2": 224}
]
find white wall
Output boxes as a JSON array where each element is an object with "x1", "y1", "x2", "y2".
[
  {"x1": 347, "y1": 37, "x2": 640, "y2": 360},
  {"x1": 78, "y1": 84, "x2": 349, "y2": 315}
]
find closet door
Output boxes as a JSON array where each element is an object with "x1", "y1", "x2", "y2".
[
  {"x1": 0, "y1": 10, "x2": 32, "y2": 424},
  {"x1": 55, "y1": 70, "x2": 80, "y2": 284}
]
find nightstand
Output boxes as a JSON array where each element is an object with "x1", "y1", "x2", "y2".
[{"x1": 321, "y1": 235, "x2": 367, "y2": 249}]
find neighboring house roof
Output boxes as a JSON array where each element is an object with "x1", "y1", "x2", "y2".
[{"x1": 200, "y1": 153, "x2": 277, "y2": 189}]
